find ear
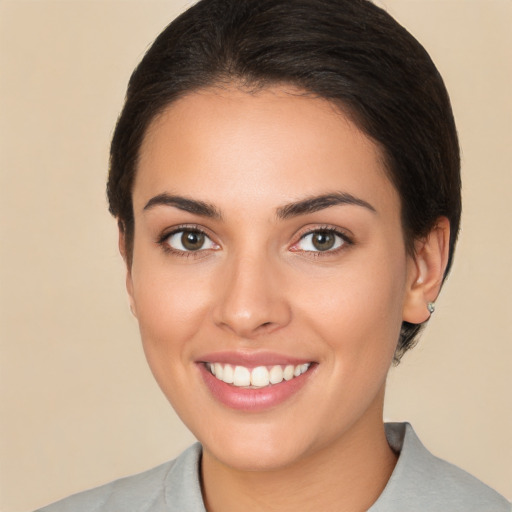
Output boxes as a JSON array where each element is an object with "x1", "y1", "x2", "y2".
[
  {"x1": 118, "y1": 222, "x2": 137, "y2": 318},
  {"x1": 402, "y1": 217, "x2": 450, "y2": 324}
]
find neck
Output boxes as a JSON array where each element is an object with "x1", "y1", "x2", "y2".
[{"x1": 200, "y1": 391, "x2": 397, "y2": 512}]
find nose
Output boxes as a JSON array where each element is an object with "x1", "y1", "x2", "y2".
[{"x1": 212, "y1": 251, "x2": 292, "y2": 338}]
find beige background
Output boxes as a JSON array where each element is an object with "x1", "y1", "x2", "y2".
[{"x1": 0, "y1": 1, "x2": 510, "y2": 510}]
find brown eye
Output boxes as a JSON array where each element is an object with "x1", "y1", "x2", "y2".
[
  {"x1": 294, "y1": 230, "x2": 345, "y2": 252},
  {"x1": 165, "y1": 229, "x2": 217, "y2": 252},
  {"x1": 181, "y1": 231, "x2": 205, "y2": 251},
  {"x1": 311, "y1": 232, "x2": 336, "y2": 251}
]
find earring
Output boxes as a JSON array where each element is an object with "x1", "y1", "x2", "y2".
[{"x1": 427, "y1": 302, "x2": 436, "y2": 314}]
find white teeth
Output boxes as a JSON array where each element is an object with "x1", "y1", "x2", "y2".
[
  {"x1": 222, "y1": 364, "x2": 234, "y2": 384},
  {"x1": 214, "y1": 362, "x2": 223, "y2": 380},
  {"x1": 207, "y1": 362, "x2": 311, "y2": 388},
  {"x1": 233, "y1": 366, "x2": 251, "y2": 386},
  {"x1": 250, "y1": 366, "x2": 270, "y2": 387},
  {"x1": 269, "y1": 365, "x2": 284, "y2": 384},
  {"x1": 283, "y1": 365, "x2": 295, "y2": 381}
]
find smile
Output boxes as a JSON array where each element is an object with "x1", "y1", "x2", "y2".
[{"x1": 205, "y1": 362, "x2": 311, "y2": 388}]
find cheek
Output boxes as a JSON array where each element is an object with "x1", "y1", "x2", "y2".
[
  {"x1": 294, "y1": 252, "x2": 407, "y2": 359},
  {"x1": 129, "y1": 265, "x2": 211, "y2": 410},
  {"x1": 130, "y1": 259, "x2": 211, "y2": 354}
]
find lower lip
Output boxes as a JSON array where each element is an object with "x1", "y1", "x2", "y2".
[{"x1": 198, "y1": 364, "x2": 314, "y2": 412}]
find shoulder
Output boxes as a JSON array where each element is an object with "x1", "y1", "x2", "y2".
[
  {"x1": 370, "y1": 423, "x2": 511, "y2": 512},
  {"x1": 35, "y1": 460, "x2": 175, "y2": 512},
  {"x1": 35, "y1": 443, "x2": 205, "y2": 512}
]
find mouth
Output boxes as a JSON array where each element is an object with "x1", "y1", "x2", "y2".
[
  {"x1": 204, "y1": 362, "x2": 312, "y2": 389},
  {"x1": 197, "y1": 352, "x2": 316, "y2": 411},
  {"x1": 198, "y1": 353, "x2": 318, "y2": 413}
]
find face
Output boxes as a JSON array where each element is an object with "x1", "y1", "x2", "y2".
[{"x1": 127, "y1": 86, "x2": 418, "y2": 471}]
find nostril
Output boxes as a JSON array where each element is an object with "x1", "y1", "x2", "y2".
[{"x1": 257, "y1": 321, "x2": 275, "y2": 331}]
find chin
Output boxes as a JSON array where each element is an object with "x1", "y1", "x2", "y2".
[
  {"x1": 195, "y1": 415, "x2": 322, "y2": 472},
  {"x1": 207, "y1": 437, "x2": 308, "y2": 472}
]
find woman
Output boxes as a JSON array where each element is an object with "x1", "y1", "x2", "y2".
[{"x1": 37, "y1": 0, "x2": 510, "y2": 510}]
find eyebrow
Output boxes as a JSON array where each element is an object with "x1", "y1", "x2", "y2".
[
  {"x1": 143, "y1": 193, "x2": 222, "y2": 219},
  {"x1": 276, "y1": 192, "x2": 376, "y2": 219},
  {"x1": 143, "y1": 191, "x2": 375, "y2": 220}
]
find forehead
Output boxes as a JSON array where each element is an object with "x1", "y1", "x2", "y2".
[{"x1": 134, "y1": 86, "x2": 398, "y2": 217}]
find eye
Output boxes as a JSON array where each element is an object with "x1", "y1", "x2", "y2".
[
  {"x1": 165, "y1": 229, "x2": 218, "y2": 252},
  {"x1": 294, "y1": 229, "x2": 347, "y2": 252}
]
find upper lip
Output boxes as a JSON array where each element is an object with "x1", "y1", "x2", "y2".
[{"x1": 196, "y1": 351, "x2": 314, "y2": 368}]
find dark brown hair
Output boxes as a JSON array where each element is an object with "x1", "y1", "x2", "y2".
[{"x1": 108, "y1": 0, "x2": 461, "y2": 361}]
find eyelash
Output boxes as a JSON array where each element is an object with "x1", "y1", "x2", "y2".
[
  {"x1": 157, "y1": 224, "x2": 218, "y2": 258},
  {"x1": 157, "y1": 225, "x2": 354, "y2": 258},
  {"x1": 291, "y1": 226, "x2": 354, "y2": 257}
]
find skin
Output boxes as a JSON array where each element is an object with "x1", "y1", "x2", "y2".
[{"x1": 122, "y1": 86, "x2": 449, "y2": 512}]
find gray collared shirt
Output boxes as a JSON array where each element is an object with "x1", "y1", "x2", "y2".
[{"x1": 36, "y1": 423, "x2": 511, "y2": 512}]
